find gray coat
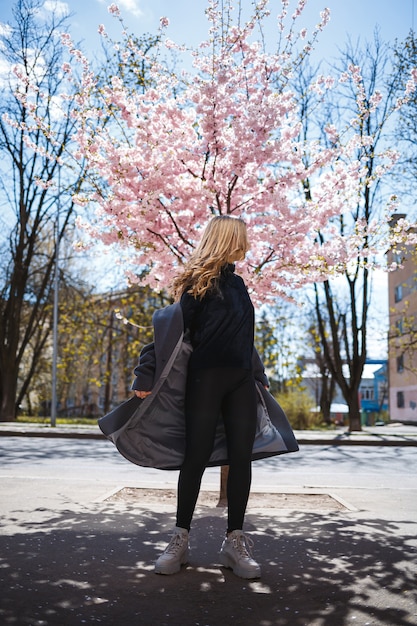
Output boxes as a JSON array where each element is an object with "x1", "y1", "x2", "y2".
[{"x1": 98, "y1": 303, "x2": 299, "y2": 469}]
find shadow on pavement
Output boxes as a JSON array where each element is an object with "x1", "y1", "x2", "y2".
[{"x1": 1, "y1": 505, "x2": 416, "y2": 625}]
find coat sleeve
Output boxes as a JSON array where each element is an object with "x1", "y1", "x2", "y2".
[
  {"x1": 131, "y1": 342, "x2": 156, "y2": 391},
  {"x1": 252, "y1": 348, "x2": 269, "y2": 388}
]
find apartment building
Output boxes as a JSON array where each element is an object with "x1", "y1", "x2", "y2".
[{"x1": 387, "y1": 232, "x2": 417, "y2": 424}]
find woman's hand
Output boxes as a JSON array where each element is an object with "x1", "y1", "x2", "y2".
[{"x1": 134, "y1": 390, "x2": 152, "y2": 399}]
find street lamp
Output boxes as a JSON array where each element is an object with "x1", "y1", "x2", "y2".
[{"x1": 51, "y1": 169, "x2": 60, "y2": 427}]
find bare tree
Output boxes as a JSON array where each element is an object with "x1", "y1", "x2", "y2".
[
  {"x1": 0, "y1": 0, "x2": 174, "y2": 421},
  {"x1": 0, "y1": 0, "x2": 83, "y2": 421},
  {"x1": 293, "y1": 34, "x2": 402, "y2": 431},
  {"x1": 393, "y1": 31, "x2": 417, "y2": 188}
]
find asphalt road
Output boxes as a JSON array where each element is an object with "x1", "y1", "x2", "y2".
[
  {"x1": 1, "y1": 435, "x2": 416, "y2": 487},
  {"x1": 1, "y1": 437, "x2": 416, "y2": 517}
]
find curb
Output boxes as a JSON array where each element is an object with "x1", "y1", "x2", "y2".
[
  {"x1": 1, "y1": 427, "x2": 417, "y2": 446},
  {"x1": 296, "y1": 436, "x2": 417, "y2": 447},
  {"x1": 0, "y1": 428, "x2": 104, "y2": 440}
]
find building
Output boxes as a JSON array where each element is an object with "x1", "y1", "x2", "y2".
[
  {"x1": 47, "y1": 286, "x2": 167, "y2": 418},
  {"x1": 358, "y1": 361, "x2": 388, "y2": 424},
  {"x1": 387, "y1": 231, "x2": 417, "y2": 424}
]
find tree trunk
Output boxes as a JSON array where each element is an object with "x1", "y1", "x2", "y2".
[
  {"x1": 313, "y1": 280, "x2": 365, "y2": 433},
  {"x1": 0, "y1": 368, "x2": 19, "y2": 421},
  {"x1": 347, "y1": 391, "x2": 362, "y2": 432},
  {"x1": 319, "y1": 373, "x2": 335, "y2": 425},
  {"x1": 217, "y1": 465, "x2": 229, "y2": 507}
]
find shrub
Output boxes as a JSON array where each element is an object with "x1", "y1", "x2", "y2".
[{"x1": 275, "y1": 389, "x2": 323, "y2": 430}]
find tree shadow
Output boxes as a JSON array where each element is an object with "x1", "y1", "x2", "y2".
[
  {"x1": 0, "y1": 437, "x2": 124, "y2": 465},
  {"x1": 0, "y1": 503, "x2": 416, "y2": 625}
]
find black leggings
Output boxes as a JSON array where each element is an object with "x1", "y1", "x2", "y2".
[{"x1": 176, "y1": 367, "x2": 258, "y2": 533}]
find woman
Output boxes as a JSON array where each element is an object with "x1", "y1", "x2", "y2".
[{"x1": 135, "y1": 215, "x2": 266, "y2": 579}]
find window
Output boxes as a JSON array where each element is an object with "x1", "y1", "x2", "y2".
[
  {"x1": 397, "y1": 391, "x2": 405, "y2": 408},
  {"x1": 394, "y1": 284, "x2": 403, "y2": 303},
  {"x1": 396, "y1": 355, "x2": 404, "y2": 373}
]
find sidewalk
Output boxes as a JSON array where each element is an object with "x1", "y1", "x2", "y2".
[
  {"x1": 1, "y1": 420, "x2": 417, "y2": 445},
  {"x1": 1, "y1": 491, "x2": 416, "y2": 626}
]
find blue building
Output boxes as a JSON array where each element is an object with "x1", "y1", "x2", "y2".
[{"x1": 359, "y1": 360, "x2": 388, "y2": 425}]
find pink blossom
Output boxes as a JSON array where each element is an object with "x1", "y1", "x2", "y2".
[
  {"x1": 108, "y1": 4, "x2": 120, "y2": 17},
  {"x1": 369, "y1": 91, "x2": 382, "y2": 110},
  {"x1": 319, "y1": 8, "x2": 331, "y2": 27},
  {"x1": 61, "y1": 33, "x2": 72, "y2": 46},
  {"x1": 15, "y1": 0, "x2": 417, "y2": 298}
]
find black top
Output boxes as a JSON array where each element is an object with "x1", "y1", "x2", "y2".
[{"x1": 180, "y1": 264, "x2": 254, "y2": 371}]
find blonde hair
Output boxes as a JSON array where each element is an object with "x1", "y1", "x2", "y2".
[{"x1": 172, "y1": 215, "x2": 249, "y2": 300}]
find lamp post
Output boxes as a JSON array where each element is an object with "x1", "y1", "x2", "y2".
[{"x1": 51, "y1": 170, "x2": 60, "y2": 427}]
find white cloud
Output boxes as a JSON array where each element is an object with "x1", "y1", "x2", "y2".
[
  {"x1": 97, "y1": 0, "x2": 144, "y2": 19},
  {"x1": 43, "y1": 1, "x2": 70, "y2": 17},
  {"x1": 0, "y1": 22, "x2": 13, "y2": 39},
  {"x1": 0, "y1": 58, "x2": 12, "y2": 88},
  {"x1": 119, "y1": 0, "x2": 144, "y2": 18}
]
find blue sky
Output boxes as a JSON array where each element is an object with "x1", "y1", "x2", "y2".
[{"x1": 0, "y1": 0, "x2": 413, "y2": 64}]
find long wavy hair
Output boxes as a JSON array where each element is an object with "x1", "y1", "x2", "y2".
[{"x1": 172, "y1": 215, "x2": 249, "y2": 300}]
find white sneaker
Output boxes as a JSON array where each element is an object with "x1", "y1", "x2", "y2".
[
  {"x1": 154, "y1": 527, "x2": 189, "y2": 575},
  {"x1": 219, "y1": 530, "x2": 261, "y2": 579}
]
